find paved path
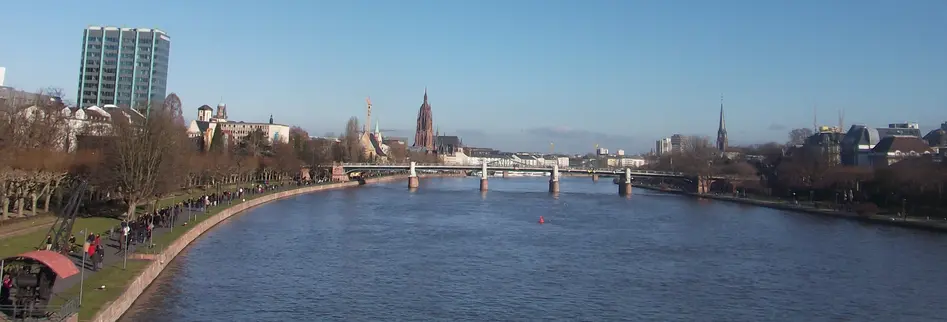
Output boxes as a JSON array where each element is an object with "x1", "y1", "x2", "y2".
[
  {"x1": 49, "y1": 185, "x2": 295, "y2": 295},
  {"x1": 0, "y1": 216, "x2": 57, "y2": 239},
  {"x1": 51, "y1": 205, "x2": 208, "y2": 294}
]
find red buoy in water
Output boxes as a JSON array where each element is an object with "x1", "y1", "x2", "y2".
[{"x1": 538, "y1": 216, "x2": 545, "y2": 224}]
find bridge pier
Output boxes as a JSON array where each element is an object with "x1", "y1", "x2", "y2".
[
  {"x1": 480, "y1": 162, "x2": 488, "y2": 191},
  {"x1": 549, "y1": 164, "x2": 560, "y2": 193},
  {"x1": 502, "y1": 171, "x2": 508, "y2": 178},
  {"x1": 408, "y1": 161, "x2": 419, "y2": 189},
  {"x1": 591, "y1": 173, "x2": 599, "y2": 182},
  {"x1": 618, "y1": 168, "x2": 632, "y2": 197}
]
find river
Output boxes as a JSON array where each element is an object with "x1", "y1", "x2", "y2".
[{"x1": 121, "y1": 177, "x2": 947, "y2": 321}]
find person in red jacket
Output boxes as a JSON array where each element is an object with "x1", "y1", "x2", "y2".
[{"x1": 88, "y1": 237, "x2": 97, "y2": 258}]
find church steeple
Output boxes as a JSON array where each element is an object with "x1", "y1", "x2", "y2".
[
  {"x1": 716, "y1": 95, "x2": 728, "y2": 152},
  {"x1": 413, "y1": 88, "x2": 435, "y2": 150}
]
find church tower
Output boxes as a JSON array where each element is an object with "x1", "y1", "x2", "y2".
[
  {"x1": 716, "y1": 95, "x2": 728, "y2": 152},
  {"x1": 413, "y1": 88, "x2": 435, "y2": 151}
]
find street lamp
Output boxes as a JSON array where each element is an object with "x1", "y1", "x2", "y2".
[{"x1": 902, "y1": 198, "x2": 907, "y2": 219}]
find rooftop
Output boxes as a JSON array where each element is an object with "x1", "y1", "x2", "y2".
[{"x1": 871, "y1": 136, "x2": 932, "y2": 154}]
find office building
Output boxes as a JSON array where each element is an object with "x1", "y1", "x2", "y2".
[
  {"x1": 77, "y1": 26, "x2": 170, "y2": 114},
  {"x1": 0, "y1": 67, "x2": 5, "y2": 86}
]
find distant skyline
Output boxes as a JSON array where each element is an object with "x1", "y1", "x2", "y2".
[{"x1": 0, "y1": 0, "x2": 944, "y2": 153}]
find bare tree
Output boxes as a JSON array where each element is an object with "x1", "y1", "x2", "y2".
[
  {"x1": 788, "y1": 128, "x2": 814, "y2": 146},
  {"x1": 341, "y1": 117, "x2": 363, "y2": 162},
  {"x1": 97, "y1": 109, "x2": 186, "y2": 219},
  {"x1": 674, "y1": 135, "x2": 717, "y2": 176},
  {"x1": 163, "y1": 93, "x2": 184, "y2": 126},
  {"x1": 0, "y1": 95, "x2": 72, "y2": 219}
]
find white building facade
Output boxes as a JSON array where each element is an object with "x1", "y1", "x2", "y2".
[{"x1": 656, "y1": 137, "x2": 672, "y2": 156}]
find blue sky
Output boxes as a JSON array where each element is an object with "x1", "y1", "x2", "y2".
[{"x1": 1, "y1": 0, "x2": 945, "y2": 153}]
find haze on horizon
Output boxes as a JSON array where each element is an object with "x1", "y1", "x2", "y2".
[{"x1": 0, "y1": 0, "x2": 944, "y2": 154}]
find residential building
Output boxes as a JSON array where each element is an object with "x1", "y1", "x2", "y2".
[
  {"x1": 655, "y1": 137, "x2": 672, "y2": 156},
  {"x1": 922, "y1": 122, "x2": 947, "y2": 155},
  {"x1": 869, "y1": 136, "x2": 933, "y2": 167},
  {"x1": 606, "y1": 157, "x2": 647, "y2": 168},
  {"x1": 186, "y1": 105, "x2": 289, "y2": 150},
  {"x1": 18, "y1": 103, "x2": 142, "y2": 152},
  {"x1": 803, "y1": 126, "x2": 844, "y2": 165},
  {"x1": 77, "y1": 26, "x2": 171, "y2": 114},
  {"x1": 616, "y1": 149, "x2": 625, "y2": 156},
  {"x1": 542, "y1": 156, "x2": 570, "y2": 168},
  {"x1": 596, "y1": 148, "x2": 609, "y2": 155},
  {"x1": 0, "y1": 86, "x2": 60, "y2": 108},
  {"x1": 840, "y1": 124, "x2": 923, "y2": 166}
]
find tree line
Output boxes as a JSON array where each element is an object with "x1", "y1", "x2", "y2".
[
  {"x1": 0, "y1": 91, "x2": 433, "y2": 221},
  {"x1": 645, "y1": 130, "x2": 947, "y2": 217}
]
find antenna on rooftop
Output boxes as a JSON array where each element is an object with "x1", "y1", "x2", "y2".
[
  {"x1": 813, "y1": 103, "x2": 818, "y2": 132},
  {"x1": 838, "y1": 109, "x2": 845, "y2": 133}
]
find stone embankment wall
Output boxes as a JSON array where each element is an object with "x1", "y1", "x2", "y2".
[{"x1": 91, "y1": 175, "x2": 410, "y2": 322}]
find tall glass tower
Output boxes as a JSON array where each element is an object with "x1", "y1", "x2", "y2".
[{"x1": 77, "y1": 26, "x2": 170, "y2": 115}]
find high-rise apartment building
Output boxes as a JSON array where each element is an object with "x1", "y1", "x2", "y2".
[{"x1": 77, "y1": 26, "x2": 170, "y2": 114}]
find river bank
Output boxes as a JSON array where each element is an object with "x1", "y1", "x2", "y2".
[
  {"x1": 87, "y1": 174, "x2": 431, "y2": 322},
  {"x1": 633, "y1": 184, "x2": 947, "y2": 232}
]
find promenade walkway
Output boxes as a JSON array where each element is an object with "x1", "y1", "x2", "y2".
[{"x1": 0, "y1": 182, "x2": 299, "y2": 322}]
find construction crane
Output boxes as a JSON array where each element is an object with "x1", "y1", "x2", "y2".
[
  {"x1": 40, "y1": 180, "x2": 88, "y2": 255},
  {"x1": 364, "y1": 96, "x2": 372, "y2": 133}
]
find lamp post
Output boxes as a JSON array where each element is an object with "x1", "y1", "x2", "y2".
[
  {"x1": 902, "y1": 198, "x2": 907, "y2": 219},
  {"x1": 79, "y1": 228, "x2": 86, "y2": 306}
]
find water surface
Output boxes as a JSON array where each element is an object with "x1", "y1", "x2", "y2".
[{"x1": 122, "y1": 177, "x2": 947, "y2": 321}]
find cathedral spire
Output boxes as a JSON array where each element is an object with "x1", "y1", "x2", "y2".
[
  {"x1": 413, "y1": 88, "x2": 435, "y2": 151},
  {"x1": 716, "y1": 95, "x2": 728, "y2": 152}
]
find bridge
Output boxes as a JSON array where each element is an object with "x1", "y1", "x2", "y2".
[
  {"x1": 336, "y1": 162, "x2": 725, "y2": 196},
  {"x1": 339, "y1": 162, "x2": 689, "y2": 178}
]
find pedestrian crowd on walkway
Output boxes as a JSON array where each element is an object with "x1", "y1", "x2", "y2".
[{"x1": 59, "y1": 183, "x2": 290, "y2": 267}]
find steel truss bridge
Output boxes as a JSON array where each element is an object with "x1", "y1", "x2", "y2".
[{"x1": 339, "y1": 162, "x2": 693, "y2": 179}]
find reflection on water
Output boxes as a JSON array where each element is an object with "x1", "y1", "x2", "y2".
[{"x1": 122, "y1": 177, "x2": 947, "y2": 321}]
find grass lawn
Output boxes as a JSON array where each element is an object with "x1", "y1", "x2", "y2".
[
  {"x1": 49, "y1": 260, "x2": 150, "y2": 321},
  {"x1": 0, "y1": 217, "x2": 122, "y2": 258}
]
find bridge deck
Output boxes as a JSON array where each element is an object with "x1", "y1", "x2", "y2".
[{"x1": 338, "y1": 163, "x2": 695, "y2": 178}]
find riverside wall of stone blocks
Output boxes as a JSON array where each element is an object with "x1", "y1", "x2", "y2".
[{"x1": 90, "y1": 175, "x2": 409, "y2": 322}]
